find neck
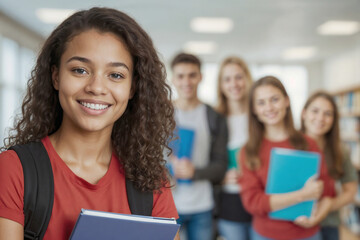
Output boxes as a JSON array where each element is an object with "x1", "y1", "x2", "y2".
[
  {"x1": 175, "y1": 97, "x2": 201, "y2": 111},
  {"x1": 49, "y1": 123, "x2": 113, "y2": 165},
  {"x1": 227, "y1": 99, "x2": 246, "y2": 115},
  {"x1": 264, "y1": 123, "x2": 289, "y2": 141}
]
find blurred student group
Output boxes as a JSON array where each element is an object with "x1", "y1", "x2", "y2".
[{"x1": 1, "y1": 6, "x2": 360, "y2": 240}]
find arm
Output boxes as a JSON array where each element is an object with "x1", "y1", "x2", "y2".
[
  {"x1": 330, "y1": 181, "x2": 358, "y2": 211},
  {"x1": 239, "y1": 148, "x2": 325, "y2": 216},
  {"x1": 330, "y1": 150, "x2": 359, "y2": 211},
  {"x1": 294, "y1": 197, "x2": 333, "y2": 228},
  {"x1": 0, "y1": 218, "x2": 23, "y2": 240},
  {"x1": 193, "y1": 110, "x2": 228, "y2": 184},
  {"x1": 270, "y1": 176, "x2": 324, "y2": 211}
]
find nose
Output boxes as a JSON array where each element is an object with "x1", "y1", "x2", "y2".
[
  {"x1": 264, "y1": 101, "x2": 274, "y2": 111},
  {"x1": 85, "y1": 74, "x2": 108, "y2": 95}
]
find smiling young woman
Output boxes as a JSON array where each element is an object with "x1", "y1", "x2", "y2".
[
  {"x1": 239, "y1": 76, "x2": 336, "y2": 240},
  {"x1": 301, "y1": 91, "x2": 358, "y2": 240},
  {"x1": 0, "y1": 7, "x2": 179, "y2": 240}
]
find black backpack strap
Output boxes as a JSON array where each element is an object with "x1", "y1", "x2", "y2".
[
  {"x1": 125, "y1": 179, "x2": 153, "y2": 216},
  {"x1": 9, "y1": 142, "x2": 54, "y2": 240}
]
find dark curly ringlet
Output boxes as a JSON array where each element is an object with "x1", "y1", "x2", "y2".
[{"x1": 3, "y1": 7, "x2": 176, "y2": 192}]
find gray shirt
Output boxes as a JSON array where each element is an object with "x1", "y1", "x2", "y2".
[{"x1": 172, "y1": 104, "x2": 214, "y2": 214}]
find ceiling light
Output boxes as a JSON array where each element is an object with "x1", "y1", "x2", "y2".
[
  {"x1": 183, "y1": 41, "x2": 217, "y2": 55},
  {"x1": 36, "y1": 8, "x2": 75, "y2": 24},
  {"x1": 317, "y1": 20, "x2": 360, "y2": 35},
  {"x1": 282, "y1": 47, "x2": 317, "y2": 60},
  {"x1": 191, "y1": 17, "x2": 233, "y2": 33}
]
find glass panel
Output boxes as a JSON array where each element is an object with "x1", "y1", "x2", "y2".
[{"x1": 0, "y1": 37, "x2": 19, "y2": 85}]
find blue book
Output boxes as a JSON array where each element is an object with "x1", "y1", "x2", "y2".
[
  {"x1": 170, "y1": 127, "x2": 195, "y2": 159},
  {"x1": 70, "y1": 209, "x2": 180, "y2": 240},
  {"x1": 169, "y1": 127, "x2": 195, "y2": 184},
  {"x1": 266, "y1": 148, "x2": 320, "y2": 221}
]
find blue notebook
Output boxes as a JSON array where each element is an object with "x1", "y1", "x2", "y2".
[
  {"x1": 170, "y1": 127, "x2": 195, "y2": 159},
  {"x1": 70, "y1": 209, "x2": 180, "y2": 240},
  {"x1": 266, "y1": 148, "x2": 320, "y2": 221},
  {"x1": 169, "y1": 127, "x2": 195, "y2": 184}
]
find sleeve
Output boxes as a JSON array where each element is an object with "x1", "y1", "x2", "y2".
[
  {"x1": 193, "y1": 111, "x2": 228, "y2": 184},
  {"x1": 0, "y1": 150, "x2": 25, "y2": 225},
  {"x1": 340, "y1": 147, "x2": 358, "y2": 184},
  {"x1": 152, "y1": 186, "x2": 179, "y2": 219},
  {"x1": 307, "y1": 139, "x2": 336, "y2": 198},
  {"x1": 238, "y1": 148, "x2": 271, "y2": 216}
]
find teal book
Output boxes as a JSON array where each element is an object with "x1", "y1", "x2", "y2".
[
  {"x1": 228, "y1": 147, "x2": 240, "y2": 169},
  {"x1": 266, "y1": 148, "x2": 320, "y2": 221},
  {"x1": 70, "y1": 209, "x2": 180, "y2": 240}
]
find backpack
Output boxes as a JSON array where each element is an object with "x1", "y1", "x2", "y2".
[{"x1": 9, "y1": 142, "x2": 153, "y2": 240}]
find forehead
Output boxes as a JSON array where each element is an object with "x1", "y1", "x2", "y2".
[
  {"x1": 254, "y1": 84, "x2": 283, "y2": 99},
  {"x1": 223, "y1": 63, "x2": 244, "y2": 74},
  {"x1": 172, "y1": 63, "x2": 200, "y2": 75},
  {"x1": 61, "y1": 29, "x2": 133, "y2": 70},
  {"x1": 309, "y1": 97, "x2": 333, "y2": 111}
]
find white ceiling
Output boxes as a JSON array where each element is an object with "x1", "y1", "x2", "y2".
[{"x1": 1, "y1": 0, "x2": 360, "y2": 64}]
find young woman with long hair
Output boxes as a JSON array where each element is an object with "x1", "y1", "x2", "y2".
[
  {"x1": 0, "y1": 7, "x2": 179, "y2": 240},
  {"x1": 216, "y1": 56, "x2": 253, "y2": 240},
  {"x1": 239, "y1": 76, "x2": 335, "y2": 240},
  {"x1": 301, "y1": 91, "x2": 358, "y2": 240}
]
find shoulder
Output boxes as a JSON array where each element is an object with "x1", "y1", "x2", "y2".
[
  {"x1": 152, "y1": 186, "x2": 179, "y2": 219},
  {"x1": 0, "y1": 150, "x2": 24, "y2": 189},
  {"x1": 205, "y1": 104, "x2": 226, "y2": 124},
  {"x1": 0, "y1": 149, "x2": 23, "y2": 174}
]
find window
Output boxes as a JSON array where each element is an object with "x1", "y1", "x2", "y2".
[{"x1": 0, "y1": 36, "x2": 35, "y2": 146}]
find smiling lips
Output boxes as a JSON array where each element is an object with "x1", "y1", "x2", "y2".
[{"x1": 79, "y1": 101, "x2": 111, "y2": 111}]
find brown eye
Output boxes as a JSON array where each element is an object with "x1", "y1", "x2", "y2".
[{"x1": 72, "y1": 68, "x2": 87, "y2": 75}]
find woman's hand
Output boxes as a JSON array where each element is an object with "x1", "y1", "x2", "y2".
[
  {"x1": 294, "y1": 215, "x2": 318, "y2": 228},
  {"x1": 300, "y1": 175, "x2": 324, "y2": 201},
  {"x1": 222, "y1": 169, "x2": 239, "y2": 185}
]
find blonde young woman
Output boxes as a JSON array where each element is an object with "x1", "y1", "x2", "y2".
[
  {"x1": 301, "y1": 91, "x2": 358, "y2": 240},
  {"x1": 239, "y1": 76, "x2": 335, "y2": 240},
  {"x1": 216, "y1": 57, "x2": 253, "y2": 240}
]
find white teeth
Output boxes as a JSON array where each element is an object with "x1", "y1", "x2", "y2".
[{"x1": 80, "y1": 101, "x2": 109, "y2": 110}]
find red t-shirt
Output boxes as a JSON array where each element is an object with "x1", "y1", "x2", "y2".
[
  {"x1": 239, "y1": 136, "x2": 335, "y2": 240},
  {"x1": 0, "y1": 137, "x2": 178, "y2": 240}
]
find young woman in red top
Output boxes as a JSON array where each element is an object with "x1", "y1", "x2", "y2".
[
  {"x1": 239, "y1": 76, "x2": 335, "y2": 240},
  {"x1": 0, "y1": 7, "x2": 179, "y2": 240}
]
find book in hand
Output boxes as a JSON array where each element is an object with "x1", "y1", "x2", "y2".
[
  {"x1": 169, "y1": 127, "x2": 195, "y2": 184},
  {"x1": 227, "y1": 146, "x2": 240, "y2": 169},
  {"x1": 69, "y1": 209, "x2": 180, "y2": 240},
  {"x1": 266, "y1": 148, "x2": 320, "y2": 221},
  {"x1": 170, "y1": 127, "x2": 195, "y2": 159}
]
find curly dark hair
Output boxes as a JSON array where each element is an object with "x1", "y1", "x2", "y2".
[{"x1": 3, "y1": 7, "x2": 175, "y2": 192}]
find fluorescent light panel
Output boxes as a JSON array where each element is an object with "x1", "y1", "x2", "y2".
[
  {"x1": 191, "y1": 17, "x2": 233, "y2": 33},
  {"x1": 36, "y1": 8, "x2": 75, "y2": 24},
  {"x1": 282, "y1": 47, "x2": 317, "y2": 60},
  {"x1": 183, "y1": 41, "x2": 217, "y2": 55},
  {"x1": 317, "y1": 20, "x2": 360, "y2": 35}
]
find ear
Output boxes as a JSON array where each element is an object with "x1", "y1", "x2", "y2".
[{"x1": 51, "y1": 66, "x2": 59, "y2": 90}]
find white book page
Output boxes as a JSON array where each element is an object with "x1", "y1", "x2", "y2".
[{"x1": 82, "y1": 209, "x2": 177, "y2": 224}]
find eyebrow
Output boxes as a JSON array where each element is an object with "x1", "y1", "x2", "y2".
[{"x1": 66, "y1": 56, "x2": 130, "y2": 71}]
